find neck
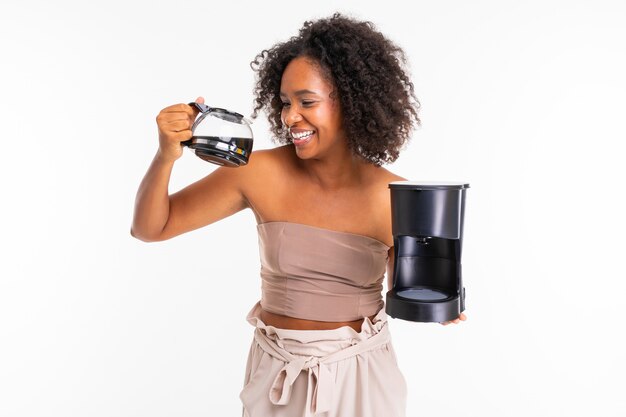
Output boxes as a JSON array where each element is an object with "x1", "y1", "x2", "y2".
[{"x1": 297, "y1": 144, "x2": 367, "y2": 190}]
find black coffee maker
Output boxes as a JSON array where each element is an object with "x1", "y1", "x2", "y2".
[{"x1": 386, "y1": 181, "x2": 469, "y2": 322}]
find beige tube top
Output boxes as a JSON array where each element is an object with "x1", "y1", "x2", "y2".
[{"x1": 257, "y1": 222, "x2": 390, "y2": 322}]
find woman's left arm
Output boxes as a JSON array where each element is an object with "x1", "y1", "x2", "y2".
[{"x1": 386, "y1": 246, "x2": 395, "y2": 291}]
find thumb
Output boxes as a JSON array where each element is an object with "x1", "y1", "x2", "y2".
[{"x1": 188, "y1": 97, "x2": 205, "y2": 120}]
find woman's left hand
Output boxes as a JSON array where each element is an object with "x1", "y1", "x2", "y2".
[{"x1": 440, "y1": 312, "x2": 467, "y2": 326}]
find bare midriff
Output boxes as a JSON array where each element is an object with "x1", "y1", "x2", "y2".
[{"x1": 260, "y1": 309, "x2": 375, "y2": 332}]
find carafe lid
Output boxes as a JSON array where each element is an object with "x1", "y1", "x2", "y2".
[{"x1": 188, "y1": 102, "x2": 253, "y2": 140}]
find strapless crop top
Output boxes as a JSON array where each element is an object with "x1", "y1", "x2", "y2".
[{"x1": 257, "y1": 222, "x2": 390, "y2": 322}]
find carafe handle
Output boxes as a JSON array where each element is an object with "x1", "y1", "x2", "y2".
[
  {"x1": 188, "y1": 101, "x2": 213, "y2": 132},
  {"x1": 182, "y1": 102, "x2": 213, "y2": 146},
  {"x1": 188, "y1": 101, "x2": 212, "y2": 114}
]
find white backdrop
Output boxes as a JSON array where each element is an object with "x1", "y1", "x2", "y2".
[{"x1": 1, "y1": 1, "x2": 625, "y2": 416}]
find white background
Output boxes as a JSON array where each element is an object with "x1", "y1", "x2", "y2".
[{"x1": 1, "y1": 1, "x2": 625, "y2": 416}]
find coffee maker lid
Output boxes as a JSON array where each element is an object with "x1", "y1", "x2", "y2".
[{"x1": 389, "y1": 181, "x2": 470, "y2": 190}]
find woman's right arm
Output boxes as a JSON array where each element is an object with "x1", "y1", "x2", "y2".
[{"x1": 130, "y1": 98, "x2": 251, "y2": 242}]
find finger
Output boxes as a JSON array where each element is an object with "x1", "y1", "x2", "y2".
[
  {"x1": 163, "y1": 120, "x2": 191, "y2": 132},
  {"x1": 161, "y1": 103, "x2": 192, "y2": 113},
  {"x1": 157, "y1": 111, "x2": 193, "y2": 124},
  {"x1": 189, "y1": 98, "x2": 204, "y2": 120},
  {"x1": 161, "y1": 103, "x2": 197, "y2": 119},
  {"x1": 459, "y1": 313, "x2": 467, "y2": 321},
  {"x1": 156, "y1": 111, "x2": 190, "y2": 124},
  {"x1": 170, "y1": 130, "x2": 193, "y2": 142}
]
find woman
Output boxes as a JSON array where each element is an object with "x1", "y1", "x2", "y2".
[{"x1": 132, "y1": 13, "x2": 465, "y2": 417}]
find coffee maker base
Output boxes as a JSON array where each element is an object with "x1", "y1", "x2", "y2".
[{"x1": 385, "y1": 288, "x2": 465, "y2": 323}]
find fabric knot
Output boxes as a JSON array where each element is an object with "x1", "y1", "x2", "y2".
[{"x1": 269, "y1": 356, "x2": 333, "y2": 415}]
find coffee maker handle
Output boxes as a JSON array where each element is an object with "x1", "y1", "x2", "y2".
[{"x1": 188, "y1": 101, "x2": 212, "y2": 114}]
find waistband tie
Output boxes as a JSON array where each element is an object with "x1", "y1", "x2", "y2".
[{"x1": 253, "y1": 323, "x2": 391, "y2": 416}]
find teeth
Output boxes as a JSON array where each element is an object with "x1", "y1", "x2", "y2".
[{"x1": 292, "y1": 130, "x2": 314, "y2": 139}]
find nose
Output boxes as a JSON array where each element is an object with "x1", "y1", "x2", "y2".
[{"x1": 283, "y1": 106, "x2": 302, "y2": 128}]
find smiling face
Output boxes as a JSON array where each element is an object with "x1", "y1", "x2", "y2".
[{"x1": 280, "y1": 56, "x2": 347, "y2": 160}]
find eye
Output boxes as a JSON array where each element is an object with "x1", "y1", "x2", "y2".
[
  {"x1": 302, "y1": 101, "x2": 314, "y2": 106},
  {"x1": 281, "y1": 102, "x2": 290, "y2": 108}
]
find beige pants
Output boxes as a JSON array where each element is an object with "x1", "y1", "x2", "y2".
[{"x1": 240, "y1": 302, "x2": 407, "y2": 417}]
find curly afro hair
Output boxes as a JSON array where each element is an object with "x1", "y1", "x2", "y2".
[{"x1": 249, "y1": 13, "x2": 420, "y2": 166}]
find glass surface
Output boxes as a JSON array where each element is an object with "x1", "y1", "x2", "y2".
[
  {"x1": 397, "y1": 288, "x2": 450, "y2": 301},
  {"x1": 193, "y1": 113, "x2": 253, "y2": 139}
]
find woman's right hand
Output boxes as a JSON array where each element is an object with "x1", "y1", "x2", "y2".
[{"x1": 155, "y1": 96, "x2": 205, "y2": 162}]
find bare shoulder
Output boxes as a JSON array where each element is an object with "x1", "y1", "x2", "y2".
[
  {"x1": 185, "y1": 145, "x2": 291, "y2": 202},
  {"x1": 247, "y1": 144, "x2": 294, "y2": 165},
  {"x1": 237, "y1": 144, "x2": 295, "y2": 207},
  {"x1": 364, "y1": 166, "x2": 405, "y2": 243},
  {"x1": 239, "y1": 144, "x2": 294, "y2": 179},
  {"x1": 367, "y1": 165, "x2": 406, "y2": 189}
]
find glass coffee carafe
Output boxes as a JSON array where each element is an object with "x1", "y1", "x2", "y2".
[{"x1": 182, "y1": 102, "x2": 253, "y2": 167}]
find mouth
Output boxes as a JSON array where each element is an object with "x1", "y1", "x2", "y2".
[{"x1": 290, "y1": 129, "x2": 315, "y2": 147}]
